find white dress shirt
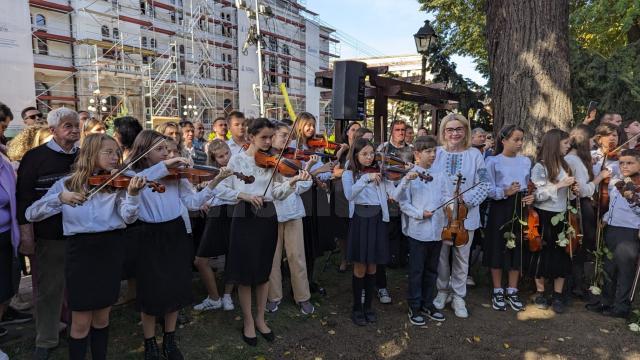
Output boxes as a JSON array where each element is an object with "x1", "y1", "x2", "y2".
[
  {"x1": 565, "y1": 153, "x2": 596, "y2": 198},
  {"x1": 604, "y1": 177, "x2": 640, "y2": 228},
  {"x1": 485, "y1": 154, "x2": 531, "y2": 200},
  {"x1": 25, "y1": 177, "x2": 140, "y2": 236},
  {"x1": 227, "y1": 138, "x2": 245, "y2": 155},
  {"x1": 531, "y1": 162, "x2": 571, "y2": 212},
  {"x1": 226, "y1": 152, "x2": 295, "y2": 200},
  {"x1": 341, "y1": 170, "x2": 392, "y2": 222},
  {"x1": 274, "y1": 180, "x2": 312, "y2": 222}
]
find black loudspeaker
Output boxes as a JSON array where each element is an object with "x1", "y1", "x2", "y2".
[{"x1": 332, "y1": 61, "x2": 366, "y2": 120}]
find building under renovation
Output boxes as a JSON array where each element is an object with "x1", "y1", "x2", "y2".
[{"x1": 21, "y1": 0, "x2": 340, "y2": 128}]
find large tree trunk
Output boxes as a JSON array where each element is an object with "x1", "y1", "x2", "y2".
[{"x1": 486, "y1": 0, "x2": 573, "y2": 155}]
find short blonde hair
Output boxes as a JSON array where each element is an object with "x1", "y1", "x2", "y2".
[{"x1": 438, "y1": 113, "x2": 471, "y2": 149}]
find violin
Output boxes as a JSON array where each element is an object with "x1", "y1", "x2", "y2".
[
  {"x1": 615, "y1": 174, "x2": 640, "y2": 207},
  {"x1": 88, "y1": 173, "x2": 165, "y2": 193},
  {"x1": 524, "y1": 181, "x2": 542, "y2": 252},
  {"x1": 282, "y1": 147, "x2": 337, "y2": 161},
  {"x1": 596, "y1": 142, "x2": 618, "y2": 214},
  {"x1": 374, "y1": 153, "x2": 408, "y2": 167},
  {"x1": 567, "y1": 191, "x2": 583, "y2": 257},
  {"x1": 165, "y1": 165, "x2": 255, "y2": 184},
  {"x1": 255, "y1": 149, "x2": 304, "y2": 177},
  {"x1": 306, "y1": 137, "x2": 340, "y2": 151},
  {"x1": 441, "y1": 174, "x2": 469, "y2": 247}
]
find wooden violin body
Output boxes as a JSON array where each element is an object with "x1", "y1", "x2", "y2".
[
  {"x1": 615, "y1": 175, "x2": 640, "y2": 207},
  {"x1": 525, "y1": 181, "x2": 542, "y2": 252},
  {"x1": 441, "y1": 174, "x2": 469, "y2": 248},
  {"x1": 88, "y1": 174, "x2": 166, "y2": 193},
  {"x1": 306, "y1": 137, "x2": 340, "y2": 151},
  {"x1": 567, "y1": 197, "x2": 582, "y2": 256},
  {"x1": 166, "y1": 166, "x2": 255, "y2": 184}
]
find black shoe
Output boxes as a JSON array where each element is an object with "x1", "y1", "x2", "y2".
[
  {"x1": 603, "y1": 308, "x2": 629, "y2": 319},
  {"x1": 241, "y1": 328, "x2": 257, "y2": 347},
  {"x1": 408, "y1": 308, "x2": 426, "y2": 326},
  {"x1": 533, "y1": 292, "x2": 549, "y2": 310},
  {"x1": 506, "y1": 292, "x2": 525, "y2": 312},
  {"x1": 144, "y1": 337, "x2": 160, "y2": 360},
  {"x1": 0, "y1": 306, "x2": 33, "y2": 325},
  {"x1": 420, "y1": 305, "x2": 446, "y2": 322},
  {"x1": 351, "y1": 310, "x2": 367, "y2": 326},
  {"x1": 33, "y1": 347, "x2": 50, "y2": 360},
  {"x1": 492, "y1": 291, "x2": 507, "y2": 311},
  {"x1": 256, "y1": 327, "x2": 275, "y2": 342},
  {"x1": 585, "y1": 302, "x2": 610, "y2": 314},
  {"x1": 0, "y1": 326, "x2": 7, "y2": 337},
  {"x1": 364, "y1": 308, "x2": 377, "y2": 323},
  {"x1": 551, "y1": 295, "x2": 565, "y2": 314},
  {"x1": 162, "y1": 332, "x2": 184, "y2": 360}
]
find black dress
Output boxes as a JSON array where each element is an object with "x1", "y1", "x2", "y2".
[
  {"x1": 0, "y1": 231, "x2": 19, "y2": 304},
  {"x1": 347, "y1": 205, "x2": 389, "y2": 265},
  {"x1": 529, "y1": 208, "x2": 572, "y2": 279},
  {"x1": 226, "y1": 202, "x2": 278, "y2": 286},
  {"x1": 197, "y1": 204, "x2": 234, "y2": 258},
  {"x1": 65, "y1": 230, "x2": 125, "y2": 311}
]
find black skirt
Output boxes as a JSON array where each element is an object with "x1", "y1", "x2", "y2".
[
  {"x1": 347, "y1": 205, "x2": 389, "y2": 264},
  {"x1": 197, "y1": 205, "x2": 234, "y2": 258},
  {"x1": 136, "y1": 217, "x2": 193, "y2": 316},
  {"x1": 122, "y1": 221, "x2": 144, "y2": 280},
  {"x1": 226, "y1": 202, "x2": 278, "y2": 286},
  {"x1": 301, "y1": 185, "x2": 333, "y2": 260},
  {"x1": 329, "y1": 179, "x2": 350, "y2": 241},
  {"x1": 0, "y1": 231, "x2": 19, "y2": 304},
  {"x1": 482, "y1": 194, "x2": 527, "y2": 270},
  {"x1": 65, "y1": 230, "x2": 125, "y2": 311},
  {"x1": 529, "y1": 208, "x2": 572, "y2": 279}
]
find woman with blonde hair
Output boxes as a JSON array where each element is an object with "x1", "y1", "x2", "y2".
[
  {"x1": 430, "y1": 113, "x2": 491, "y2": 318},
  {"x1": 80, "y1": 119, "x2": 106, "y2": 146}
]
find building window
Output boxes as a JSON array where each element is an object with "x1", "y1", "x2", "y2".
[
  {"x1": 268, "y1": 37, "x2": 277, "y2": 52},
  {"x1": 150, "y1": 38, "x2": 156, "y2": 48},
  {"x1": 35, "y1": 81, "x2": 50, "y2": 114},
  {"x1": 282, "y1": 44, "x2": 290, "y2": 56},
  {"x1": 223, "y1": 99, "x2": 232, "y2": 114},
  {"x1": 140, "y1": 1, "x2": 146, "y2": 14},
  {"x1": 34, "y1": 38, "x2": 48, "y2": 55},
  {"x1": 282, "y1": 60, "x2": 290, "y2": 88},
  {"x1": 101, "y1": 25, "x2": 110, "y2": 39},
  {"x1": 141, "y1": 36, "x2": 147, "y2": 48},
  {"x1": 35, "y1": 14, "x2": 46, "y2": 27},
  {"x1": 111, "y1": 0, "x2": 118, "y2": 10},
  {"x1": 226, "y1": 14, "x2": 231, "y2": 21},
  {"x1": 269, "y1": 56, "x2": 277, "y2": 84},
  {"x1": 112, "y1": 27, "x2": 119, "y2": 40}
]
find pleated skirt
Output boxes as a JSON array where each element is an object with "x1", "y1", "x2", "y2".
[
  {"x1": 347, "y1": 205, "x2": 389, "y2": 264},
  {"x1": 529, "y1": 208, "x2": 572, "y2": 279},
  {"x1": 482, "y1": 194, "x2": 527, "y2": 270},
  {"x1": 197, "y1": 204, "x2": 234, "y2": 258}
]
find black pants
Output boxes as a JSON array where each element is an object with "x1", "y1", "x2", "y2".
[
  {"x1": 602, "y1": 226, "x2": 639, "y2": 313},
  {"x1": 387, "y1": 216, "x2": 406, "y2": 267},
  {"x1": 407, "y1": 238, "x2": 442, "y2": 311}
]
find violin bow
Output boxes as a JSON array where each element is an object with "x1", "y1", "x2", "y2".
[
  {"x1": 85, "y1": 137, "x2": 166, "y2": 200},
  {"x1": 430, "y1": 181, "x2": 482, "y2": 212}
]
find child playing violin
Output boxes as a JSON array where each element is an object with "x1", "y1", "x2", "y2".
[
  {"x1": 530, "y1": 129, "x2": 578, "y2": 314},
  {"x1": 342, "y1": 137, "x2": 395, "y2": 326},
  {"x1": 126, "y1": 130, "x2": 232, "y2": 360},
  {"x1": 266, "y1": 122, "x2": 315, "y2": 315},
  {"x1": 391, "y1": 136, "x2": 447, "y2": 326},
  {"x1": 483, "y1": 125, "x2": 533, "y2": 312},
  {"x1": 193, "y1": 139, "x2": 237, "y2": 312},
  {"x1": 588, "y1": 149, "x2": 640, "y2": 318},
  {"x1": 224, "y1": 118, "x2": 310, "y2": 346},
  {"x1": 25, "y1": 134, "x2": 147, "y2": 360}
]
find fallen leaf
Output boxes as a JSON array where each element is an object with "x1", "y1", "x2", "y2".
[
  {"x1": 376, "y1": 329, "x2": 382, "y2": 334},
  {"x1": 330, "y1": 312, "x2": 337, "y2": 315},
  {"x1": 320, "y1": 320, "x2": 327, "y2": 326},
  {"x1": 557, "y1": 338, "x2": 564, "y2": 342},
  {"x1": 473, "y1": 336, "x2": 481, "y2": 343},
  {"x1": 328, "y1": 330, "x2": 335, "y2": 335},
  {"x1": 599, "y1": 328, "x2": 610, "y2": 334},
  {"x1": 284, "y1": 351, "x2": 291, "y2": 356},
  {"x1": 503, "y1": 343, "x2": 510, "y2": 349},
  {"x1": 234, "y1": 316, "x2": 241, "y2": 321},
  {"x1": 481, "y1": 303, "x2": 491, "y2": 308}
]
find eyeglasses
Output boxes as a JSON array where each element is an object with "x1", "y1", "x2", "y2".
[
  {"x1": 444, "y1": 127, "x2": 465, "y2": 134},
  {"x1": 99, "y1": 150, "x2": 122, "y2": 158},
  {"x1": 26, "y1": 113, "x2": 42, "y2": 120}
]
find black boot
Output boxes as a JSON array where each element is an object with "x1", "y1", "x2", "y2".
[
  {"x1": 351, "y1": 275, "x2": 366, "y2": 326},
  {"x1": 144, "y1": 337, "x2": 160, "y2": 360},
  {"x1": 68, "y1": 335, "x2": 88, "y2": 360},
  {"x1": 162, "y1": 331, "x2": 184, "y2": 360},
  {"x1": 90, "y1": 326, "x2": 109, "y2": 360},
  {"x1": 364, "y1": 274, "x2": 377, "y2": 323}
]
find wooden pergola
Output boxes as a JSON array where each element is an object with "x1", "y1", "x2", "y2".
[{"x1": 315, "y1": 65, "x2": 459, "y2": 143}]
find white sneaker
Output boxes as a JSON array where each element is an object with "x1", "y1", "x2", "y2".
[
  {"x1": 433, "y1": 291, "x2": 449, "y2": 310},
  {"x1": 193, "y1": 297, "x2": 222, "y2": 311},
  {"x1": 0, "y1": 348, "x2": 8, "y2": 360},
  {"x1": 377, "y1": 288, "x2": 392, "y2": 304},
  {"x1": 466, "y1": 276, "x2": 476, "y2": 287},
  {"x1": 222, "y1": 295, "x2": 234, "y2": 311},
  {"x1": 452, "y1": 295, "x2": 469, "y2": 318}
]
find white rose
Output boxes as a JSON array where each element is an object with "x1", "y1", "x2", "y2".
[
  {"x1": 629, "y1": 323, "x2": 640, "y2": 332},
  {"x1": 589, "y1": 286, "x2": 602, "y2": 295}
]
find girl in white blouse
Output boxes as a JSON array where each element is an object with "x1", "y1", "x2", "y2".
[
  {"x1": 430, "y1": 114, "x2": 491, "y2": 319},
  {"x1": 483, "y1": 125, "x2": 534, "y2": 312},
  {"x1": 126, "y1": 130, "x2": 231, "y2": 359},
  {"x1": 225, "y1": 118, "x2": 310, "y2": 346},
  {"x1": 342, "y1": 137, "x2": 394, "y2": 326},
  {"x1": 591, "y1": 123, "x2": 620, "y2": 215},
  {"x1": 530, "y1": 129, "x2": 576, "y2": 314},
  {"x1": 565, "y1": 126, "x2": 610, "y2": 298},
  {"x1": 25, "y1": 134, "x2": 146, "y2": 360}
]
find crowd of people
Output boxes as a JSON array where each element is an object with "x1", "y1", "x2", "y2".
[{"x1": 0, "y1": 101, "x2": 638, "y2": 360}]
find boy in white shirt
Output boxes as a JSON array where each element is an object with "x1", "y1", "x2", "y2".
[{"x1": 393, "y1": 136, "x2": 447, "y2": 326}]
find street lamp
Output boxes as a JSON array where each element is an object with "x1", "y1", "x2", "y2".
[{"x1": 413, "y1": 20, "x2": 437, "y2": 84}]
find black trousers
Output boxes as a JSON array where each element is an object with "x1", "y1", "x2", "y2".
[
  {"x1": 407, "y1": 238, "x2": 442, "y2": 311},
  {"x1": 602, "y1": 226, "x2": 639, "y2": 313},
  {"x1": 387, "y1": 216, "x2": 406, "y2": 267}
]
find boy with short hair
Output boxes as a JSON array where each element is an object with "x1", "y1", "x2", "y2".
[
  {"x1": 596, "y1": 149, "x2": 640, "y2": 318},
  {"x1": 393, "y1": 136, "x2": 447, "y2": 326}
]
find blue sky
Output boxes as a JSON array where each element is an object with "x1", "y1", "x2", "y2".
[{"x1": 306, "y1": 0, "x2": 486, "y2": 85}]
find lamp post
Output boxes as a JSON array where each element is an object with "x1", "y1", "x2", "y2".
[
  {"x1": 414, "y1": 20, "x2": 438, "y2": 84},
  {"x1": 182, "y1": 97, "x2": 199, "y2": 119},
  {"x1": 414, "y1": 20, "x2": 438, "y2": 131},
  {"x1": 87, "y1": 89, "x2": 108, "y2": 119}
]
